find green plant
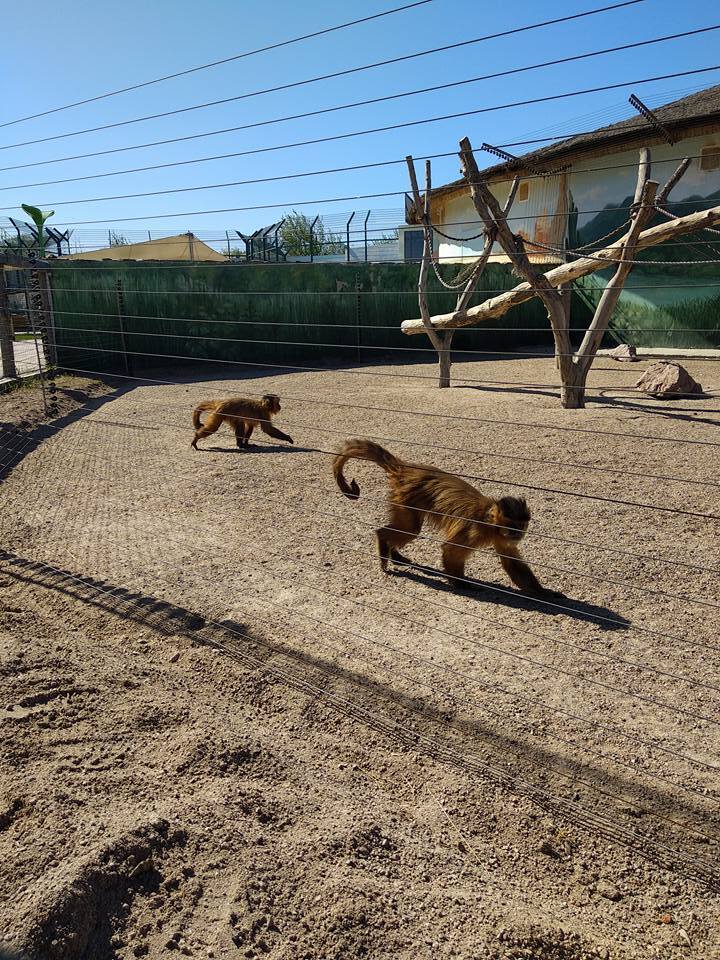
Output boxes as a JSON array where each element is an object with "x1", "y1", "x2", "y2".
[{"x1": 21, "y1": 204, "x2": 55, "y2": 257}]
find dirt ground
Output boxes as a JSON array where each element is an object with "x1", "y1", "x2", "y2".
[{"x1": 0, "y1": 358, "x2": 718, "y2": 960}]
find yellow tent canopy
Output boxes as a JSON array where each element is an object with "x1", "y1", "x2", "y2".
[{"x1": 63, "y1": 232, "x2": 226, "y2": 262}]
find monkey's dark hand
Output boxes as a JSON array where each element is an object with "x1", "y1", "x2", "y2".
[{"x1": 532, "y1": 587, "x2": 566, "y2": 601}]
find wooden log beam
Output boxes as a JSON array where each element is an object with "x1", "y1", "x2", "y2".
[{"x1": 401, "y1": 202, "x2": 720, "y2": 334}]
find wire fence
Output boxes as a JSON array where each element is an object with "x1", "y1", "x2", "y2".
[{"x1": 2, "y1": 2, "x2": 720, "y2": 897}]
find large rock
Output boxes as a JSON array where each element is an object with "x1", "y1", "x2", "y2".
[
  {"x1": 635, "y1": 361, "x2": 704, "y2": 398},
  {"x1": 609, "y1": 343, "x2": 638, "y2": 362}
]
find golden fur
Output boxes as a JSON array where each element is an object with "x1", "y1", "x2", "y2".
[
  {"x1": 333, "y1": 438, "x2": 551, "y2": 595},
  {"x1": 191, "y1": 394, "x2": 293, "y2": 450}
]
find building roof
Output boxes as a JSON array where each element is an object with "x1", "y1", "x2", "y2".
[
  {"x1": 426, "y1": 83, "x2": 720, "y2": 208},
  {"x1": 63, "y1": 232, "x2": 226, "y2": 261}
]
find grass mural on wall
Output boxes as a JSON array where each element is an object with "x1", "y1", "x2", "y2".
[{"x1": 49, "y1": 260, "x2": 563, "y2": 376}]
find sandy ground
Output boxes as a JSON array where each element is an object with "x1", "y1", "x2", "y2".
[{"x1": 0, "y1": 358, "x2": 719, "y2": 960}]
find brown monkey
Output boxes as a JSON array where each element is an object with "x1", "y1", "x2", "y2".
[
  {"x1": 333, "y1": 438, "x2": 555, "y2": 597},
  {"x1": 191, "y1": 394, "x2": 293, "y2": 450}
]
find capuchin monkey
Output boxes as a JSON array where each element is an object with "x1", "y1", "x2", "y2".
[
  {"x1": 333, "y1": 438, "x2": 558, "y2": 597},
  {"x1": 191, "y1": 394, "x2": 293, "y2": 450}
]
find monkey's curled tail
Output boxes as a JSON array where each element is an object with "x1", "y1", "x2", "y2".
[
  {"x1": 192, "y1": 400, "x2": 217, "y2": 430},
  {"x1": 333, "y1": 438, "x2": 402, "y2": 500}
]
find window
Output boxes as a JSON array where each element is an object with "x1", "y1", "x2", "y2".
[
  {"x1": 516, "y1": 181, "x2": 530, "y2": 202},
  {"x1": 700, "y1": 145, "x2": 720, "y2": 172},
  {"x1": 403, "y1": 229, "x2": 424, "y2": 261}
]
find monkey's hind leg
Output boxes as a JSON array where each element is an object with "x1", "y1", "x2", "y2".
[
  {"x1": 376, "y1": 504, "x2": 422, "y2": 573},
  {"x1": 234, "y1": 420, "x2": 253, "y2": 449},
  {"x1": 191, "y1": 412, "x2": 223, "y2": 449},
  {"x1": 441, "y1": 541, "x2": 472, "y2": 589}
]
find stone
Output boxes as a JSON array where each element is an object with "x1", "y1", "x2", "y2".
[
  {"x1": 609, "y1": 343, "x2": 639, "y2": 362},
  {"x1": 596, "y1": 879, "x2": 622, "y2": 902},
  {"x1": 635, "y1": 361, "x2": 703, "y2": 399}
]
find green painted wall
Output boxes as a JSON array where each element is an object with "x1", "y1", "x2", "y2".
[{"x1": 50, "y1": 260, "x2": 590, "y2": 376}]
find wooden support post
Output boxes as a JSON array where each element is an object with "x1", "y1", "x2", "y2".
[
  {"x1": 406, "y1": 155, "x2": 453, "y2": 387},
  {"x1": 0, "y1": 270, "x2": 17, "y2": 381}
]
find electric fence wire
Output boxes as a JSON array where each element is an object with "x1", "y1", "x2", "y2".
[
  {"x1": 2, "y1": 410, "x2": 719, "y2": 637},
  {"x1": 49, "y1": 364, "x2": 720, "y2": 449},
  {"x1": 3, "y1": 474, "x2": 719, "y2": 776},
  {"x1": 45, "y1": 342, "x2": 720, "y2": 403},
  {"x1": 44, "y1": 319, "x2": 720, "y2": 369}
]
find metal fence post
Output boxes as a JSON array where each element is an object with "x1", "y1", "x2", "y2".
[
  {"x1": 309, "y1": 215, "x2": 319, "y2": 263},
  {"x1": 346, "y1": 211, "x2": 355, "y2": 263},
  {"x1": 115, "y1": 277, "x2": 131, "y2": 376},
  {"x1": 363, "y1": 210, "x2": 371, "y2": 262},
  {"x1": 0, "y1": 270, "x2": 18, "y2": 380},
  {"x1": 355, "y1": 273, "x2": 362, "y2": 363}
]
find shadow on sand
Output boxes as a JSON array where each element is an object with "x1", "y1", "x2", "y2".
[{"x1": 2, "y1": 548, "x2": 717, "y2": 893}]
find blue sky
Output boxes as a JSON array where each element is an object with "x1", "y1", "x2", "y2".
[{"x1": 2, "y1": 0, "x2": 719, "y2": 245}]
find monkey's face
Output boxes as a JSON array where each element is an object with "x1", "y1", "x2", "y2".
[
  {"x1": 263, "y1": 394, "x2": 281, "y2": 414},
  {"x1": 497, "y1": 496, "x2": 531, "y2": 540}
]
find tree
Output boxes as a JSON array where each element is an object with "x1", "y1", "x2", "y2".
[
  {"x1": 280, "y1": 211, "x2": 345, "y2": 256},
  {"x1": 108, "y1": 231, "x2": 130, "y2": 247},
  {"x1": 401, "y1": 142, "x2": 717, "y2": 408},
  {"x1": 406, "y1": 156, "x2": 506, "y2": 389},
  {"x1": 371, "y1": 229, "x2": 399, "y2": 246}
]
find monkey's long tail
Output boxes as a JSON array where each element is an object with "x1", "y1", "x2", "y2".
[
  {"x1": 333, "y1": 438, "x2": 402, "y2": 500},
  {"x1": 192, "y1": 400, "x2": 217, "y2": 430}
]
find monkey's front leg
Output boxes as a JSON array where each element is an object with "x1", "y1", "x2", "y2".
[
  {"x1": 261, "y1": 423, "x2": 294, "y2": 445},
  {"x1": 497, "y1": 544, "x2": 560, "y2": 598}
]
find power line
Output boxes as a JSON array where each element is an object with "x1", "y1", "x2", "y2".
[
  {"x1": 0, "y1": 138, "x2": 715, "y2": 197},
  {"x1": 3, "y1": 62, "x2": 719, "y2": 185},
  {"x1": 3, "y1": 68, "x2": 713, "y2": 179},
  {"x1": 0, "y1": 1, "x2": 435, "y2": 130},
  {"x1": 0, "y1": 3, "x2": 656, "y2": 152},
  {"x1": 4, "y1": 29, "x2": 712, "y2": 201},
  {"x1": 33, "y1": 192, "x2": 720, "y2": 229}
]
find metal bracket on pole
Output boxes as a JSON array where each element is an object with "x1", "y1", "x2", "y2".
[
  {"x1": 309, "y1": 216, "x2": 320, "y2": 263},
  {"x1": 346, "y1": 211, "x2": 355, "y2": 263}
]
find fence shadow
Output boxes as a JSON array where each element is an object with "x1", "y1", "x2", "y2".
[
  {"x1": 2, "y1": 549, "x2": 717, "y2": 892},
  {"x1": 0, "y1": 379, "x2": 134, "y2": 482}
]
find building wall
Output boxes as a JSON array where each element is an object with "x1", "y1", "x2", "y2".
[{"x1": 429, "y1": 129, "x2": 720, "y2": 346}]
